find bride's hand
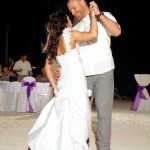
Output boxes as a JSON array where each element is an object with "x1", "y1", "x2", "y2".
[{"x1": 54, "y1": 89, "x2": 58, "y2": 97}]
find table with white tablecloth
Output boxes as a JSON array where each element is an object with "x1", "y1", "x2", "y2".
[{"x1": 0, "y1": 81, "x2": 53, "y2": 112}]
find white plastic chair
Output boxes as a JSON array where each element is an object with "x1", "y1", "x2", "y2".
[
  {"x1": 131, "y1": 74, "x2": 150, "y2": 112},
  {"x1": 36, "y1": 82, "x2": 54, "y2": 112},
  {"x1": 17, "y1": 76, "x2": 38, "y2": 112}
]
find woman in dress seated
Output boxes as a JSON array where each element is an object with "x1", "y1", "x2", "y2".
[
  {"x1": 35, "y1": 66, "x2": 49, "y2": 82},
  {"x1": 1, "y1": 65, "x2": 17, "y2": 81}
]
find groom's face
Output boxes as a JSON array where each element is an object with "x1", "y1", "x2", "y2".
[{"x1": 67, "y1": 0, "x2": 86, "y2": 20}]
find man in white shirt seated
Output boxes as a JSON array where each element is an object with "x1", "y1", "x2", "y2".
[{"x1": 13, "y1": 52, "x2": 32, "y2": 81}]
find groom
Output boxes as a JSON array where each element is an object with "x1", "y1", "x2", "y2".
[{"x1": 65, "y1": 0, "x2": 121, "y2": 150}]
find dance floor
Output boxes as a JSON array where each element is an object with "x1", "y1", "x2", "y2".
[{"x1": 0, "y1": 99, "x2": 150, "y2": 150}]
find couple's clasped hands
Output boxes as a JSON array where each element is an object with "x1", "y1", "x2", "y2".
[{"x1": 89, "y1": 1, "x2": 101, "y2": 17}]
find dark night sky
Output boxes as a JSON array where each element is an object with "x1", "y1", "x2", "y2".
[{"x1": 0, "y1": 0, "x2": 149, "y2": 97}]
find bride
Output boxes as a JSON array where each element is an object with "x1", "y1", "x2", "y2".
[{"x1": 28, "y1": 3, "x2": 97, "y2": 150}]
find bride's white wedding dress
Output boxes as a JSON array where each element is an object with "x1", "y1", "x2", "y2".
[{"x1": 28, "y1": 27, "x2": 91, "y2": 150}]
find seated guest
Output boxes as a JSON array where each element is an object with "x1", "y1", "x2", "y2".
[
  {"x1": 13, "y1": 52, "x2": 32, "y2": 81},
  {"x1": 0, "y1": 63, "x2": 2, "y2": 75},
  {"x1": 35, "y1": 66, "x2": 49, "y2": 82},
  {"x1": 1, "y1": 65, "x2": 16, "y2": 81},
  {"x1": 0, "y1": 63, "x2": 2, "y2": 80},
  {"x1": 8, "y1": 56, "x2": 16, "y2": 74}
]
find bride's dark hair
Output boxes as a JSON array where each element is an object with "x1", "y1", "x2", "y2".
[{"x1": 42, "y1": 11, "x2": 68, "y2": 62}]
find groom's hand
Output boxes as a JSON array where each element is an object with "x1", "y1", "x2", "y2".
[{"x1": 54, "y1": 67, "x2": 60, "y2": 81}]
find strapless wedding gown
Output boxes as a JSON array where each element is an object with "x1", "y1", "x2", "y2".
[{"x1": 28, "y1": 28, "x2": 91, "y2": 150}]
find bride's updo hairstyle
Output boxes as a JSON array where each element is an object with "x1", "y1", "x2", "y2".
[{"x1": 42, "y1": 11, "x2": 68, "y2": 62}]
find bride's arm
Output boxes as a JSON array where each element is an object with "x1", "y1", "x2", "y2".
[
  {"x1": 45, "y1": 58, "x2": 57, "y2": 91},
  {"x1": 71, "y1": 3, "x2": 98, "y2": 42}
]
